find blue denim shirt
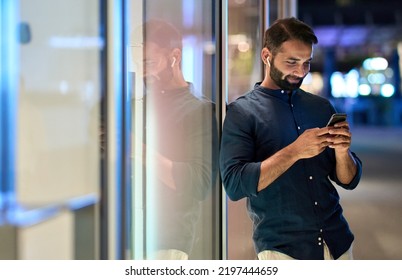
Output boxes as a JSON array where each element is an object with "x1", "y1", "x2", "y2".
[{"x1": 220, "y1": 83, "x2": 362, "y2": 260}]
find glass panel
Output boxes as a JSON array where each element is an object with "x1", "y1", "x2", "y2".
[
  {"x1": 227, "y1": 0, "x2": 263, "y2": 103},
  {"x1": 0, "y1": 0, "x2": 103, "y2": 260},
  {"x1": 226, "y1": 0, "x2": 263, "y2": 260},
  {"x1": 128, "y1": 0, "x2": 220, "y2": 259},
  {"x1": 16, "y1": 0, "x2": 101, "y2": 205},
  {"x1": 1, "y1": 1, "x2": 19, "y2": 204}
]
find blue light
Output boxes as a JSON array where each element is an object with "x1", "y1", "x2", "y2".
[
  {"x1": 183, "y1": 0, "x2": 194, "y2": 28},
  {"x1": 363, "y1": 57, "x2": 388, "y2": 71},
  {"x1": 330, "y1": 72, "x2": 345, "y2": 98},
  {"x1": 345, "y1": 69, "x2": 359, "y2": 98},
  {"x1": 358, "y1": 84, "x2": 371, "y2": 96},
  {"x1": 330, "y1": 70, "x2": 360, "y2": 98},
  {"x1": 182, "y1": 36, "x2": 195, "y2": 88},
  {"x1": 1, "y1": 0, "x2": 19, "y2": 198},
  {"x1": 49, "y1": 36, "x2": 104, "y2": 49},
  {"x1": 380, "y1": 84, "x2": 395, "y2": 98},
  {"x1": 368, "y1": 73, "x2": 386, "y2": 84}
]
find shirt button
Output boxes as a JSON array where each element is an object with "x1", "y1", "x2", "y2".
[
  {"x1": 281, "y1": 90, "x2": 284, "y2": 93},
  {"x1": 291, "y1": 104, "x2": 294, "y2": 107},
  {"x1": 318, "y1": 237, "x2": 322, "y2": 241},
  {"x1": 318, "y1": 242, "x2": 322, "y2": 246},
  {"x1": 314, "y1": 201, "x2": 318, "y2": 206},
  {"x1": 309, "y1": 176, "x2": 313, "y2": 180},
  {"x1": 320, "y1": 229, "x2": 323, "y2": 233},
  {"x1": 297, "y1": 126, "x2": 301, "y2": 130}
]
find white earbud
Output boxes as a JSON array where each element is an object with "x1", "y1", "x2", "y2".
[
  {"x1": 266, "y1": 57, "x2": 271, "y2": 67},
  {"x1": 171, "y1": 57, "x2": 176, "y2": 68}
]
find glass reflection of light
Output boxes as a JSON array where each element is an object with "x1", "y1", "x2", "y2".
[
  {"x1": 49, "y1": 36, "x2": 104, "y2": 49},
  {"x1": 229, "y1": 34, "x2": 248, "y2": 45},
  {"x1": 203, "y1": 41, "x2": 215, "y2": 55},
  {"x1": 182, "y1": 39, "x2": 194, "y2": 79},
  {"x1": 237, "y1": 41, "x2": 250, "y2": 52},
  {"x1": 183, "y1": 0, "x2": 194, "y2": 28}
]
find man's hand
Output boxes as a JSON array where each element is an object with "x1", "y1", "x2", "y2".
[
  {"x1": 326, "y1": 121, "x2": 352, "y2": 153},
  {"x1": 291, "y1": 127, "x2": 331, "y2": 160},
  {"x1": 326, "y1": 121, "x2": 357, "y2": 184}
]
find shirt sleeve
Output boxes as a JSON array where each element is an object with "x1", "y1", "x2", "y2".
[
  {"x1": 330, "y1": 151, "x2": 363, "y2": 190},
  {"x1": 171, "y1": 101, "x2": 217, "y2": 201},
  {"x1": 219, "y1": 102, "x2": 261, "y2": 201}
]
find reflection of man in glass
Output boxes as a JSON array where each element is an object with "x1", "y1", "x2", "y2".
[{"x1": 140, "y1": 19, "x2": 217, "y2": 260}]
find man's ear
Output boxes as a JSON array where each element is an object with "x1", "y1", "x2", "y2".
[
  {"x1": 261, "y1": 47, "x2": 271, "y2": 65},
  {"x1": 170, "y1": 48, "x2": 181, "y2": 67}
]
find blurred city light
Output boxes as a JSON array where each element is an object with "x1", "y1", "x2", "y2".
[
  {"x1": 362, "y1": 57, "x2": 388, "y2": 71},
  {"x1": 381, "y1": 84, "x2": 395, "y2": 97},
  {"x1": 330, "y1": 70, "x2": 358, "y2": 98},
  {"x1": 358, "y1": 84, "x2": 371, "y2": 96},
  {"x1": 301, "y1": 72, "x2": 323, "y2": 95},
  {"x1": 331, "y1": 56, "x2": 395, "y2": 98}
]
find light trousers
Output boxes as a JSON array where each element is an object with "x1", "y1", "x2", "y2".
[
  {"x1": 150, "y1": 249, "x2": 189, "y2": 260},
  {"x1": 258, "y1": 242, "x2": 353, "y2": 260}
]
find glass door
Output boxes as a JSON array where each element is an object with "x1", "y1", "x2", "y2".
[
  {"x1": 127, "y1": 0, "x2": 222, "y2": 260},
  {"x1": 226, "y1": 0, "x2": 265, "y2": 260},
  {"x1": 0, "y1": 0, "x2": 104, "y2": 259}
]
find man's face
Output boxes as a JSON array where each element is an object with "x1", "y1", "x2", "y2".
[
  {"x1": 268, "y1": 40, "x2": 313, "y2": 90},
  {"x1": 143, "y1": 42, "x2": 172, "y2": 87}
]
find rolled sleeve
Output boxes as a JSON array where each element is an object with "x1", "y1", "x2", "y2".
[
  {"x1": 220, "y1": 103, "x2": 260, "y2": 201},
  {"x1": 332, "y1": 151, "x2": 363, "y2": 190}
]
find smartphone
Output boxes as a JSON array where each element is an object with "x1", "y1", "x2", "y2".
[{"x1": 326, "y1": 113, "x2": 347, "y2": 127}]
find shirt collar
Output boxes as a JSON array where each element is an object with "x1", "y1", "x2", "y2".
[
  {"x1": 254, "y1": 82, "x2": 298, "y2": 101},
  {"x1": 160, "y1": 82, "x2": 193, "y2": 95}
]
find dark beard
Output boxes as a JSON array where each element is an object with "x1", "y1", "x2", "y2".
[
  {"x1": 270, "y1": 61, "x2": 304, "y2": 90},
  {"x1": 144, "y1": 64, "x2": 174, "y2": 89}
]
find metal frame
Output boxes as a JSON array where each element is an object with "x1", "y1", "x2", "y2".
[
  {"x1": 0, "y1": 0, "x2": 18, "y2": 209},
  {"x1": 218, "y1": 0, "x2": 228, "y2": 260},
  {"x1": 105, "y1": 0, "x2": 125, "y2": 260}
]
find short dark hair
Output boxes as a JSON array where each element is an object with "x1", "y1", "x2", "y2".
[
  {"x1": 263, "y1": 17, "x2": 318, "y2": 55},
  {"x1": 144, "y1": 19, "x2": 182, "y2": 50}
]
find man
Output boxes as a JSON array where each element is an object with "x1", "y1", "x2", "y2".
[
  {"x1": 139, "y1": 19, "x2": 218, "y2": 260},
  {"x1": 219, "y1": 17, "x2": 362, "y2": 260}
]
